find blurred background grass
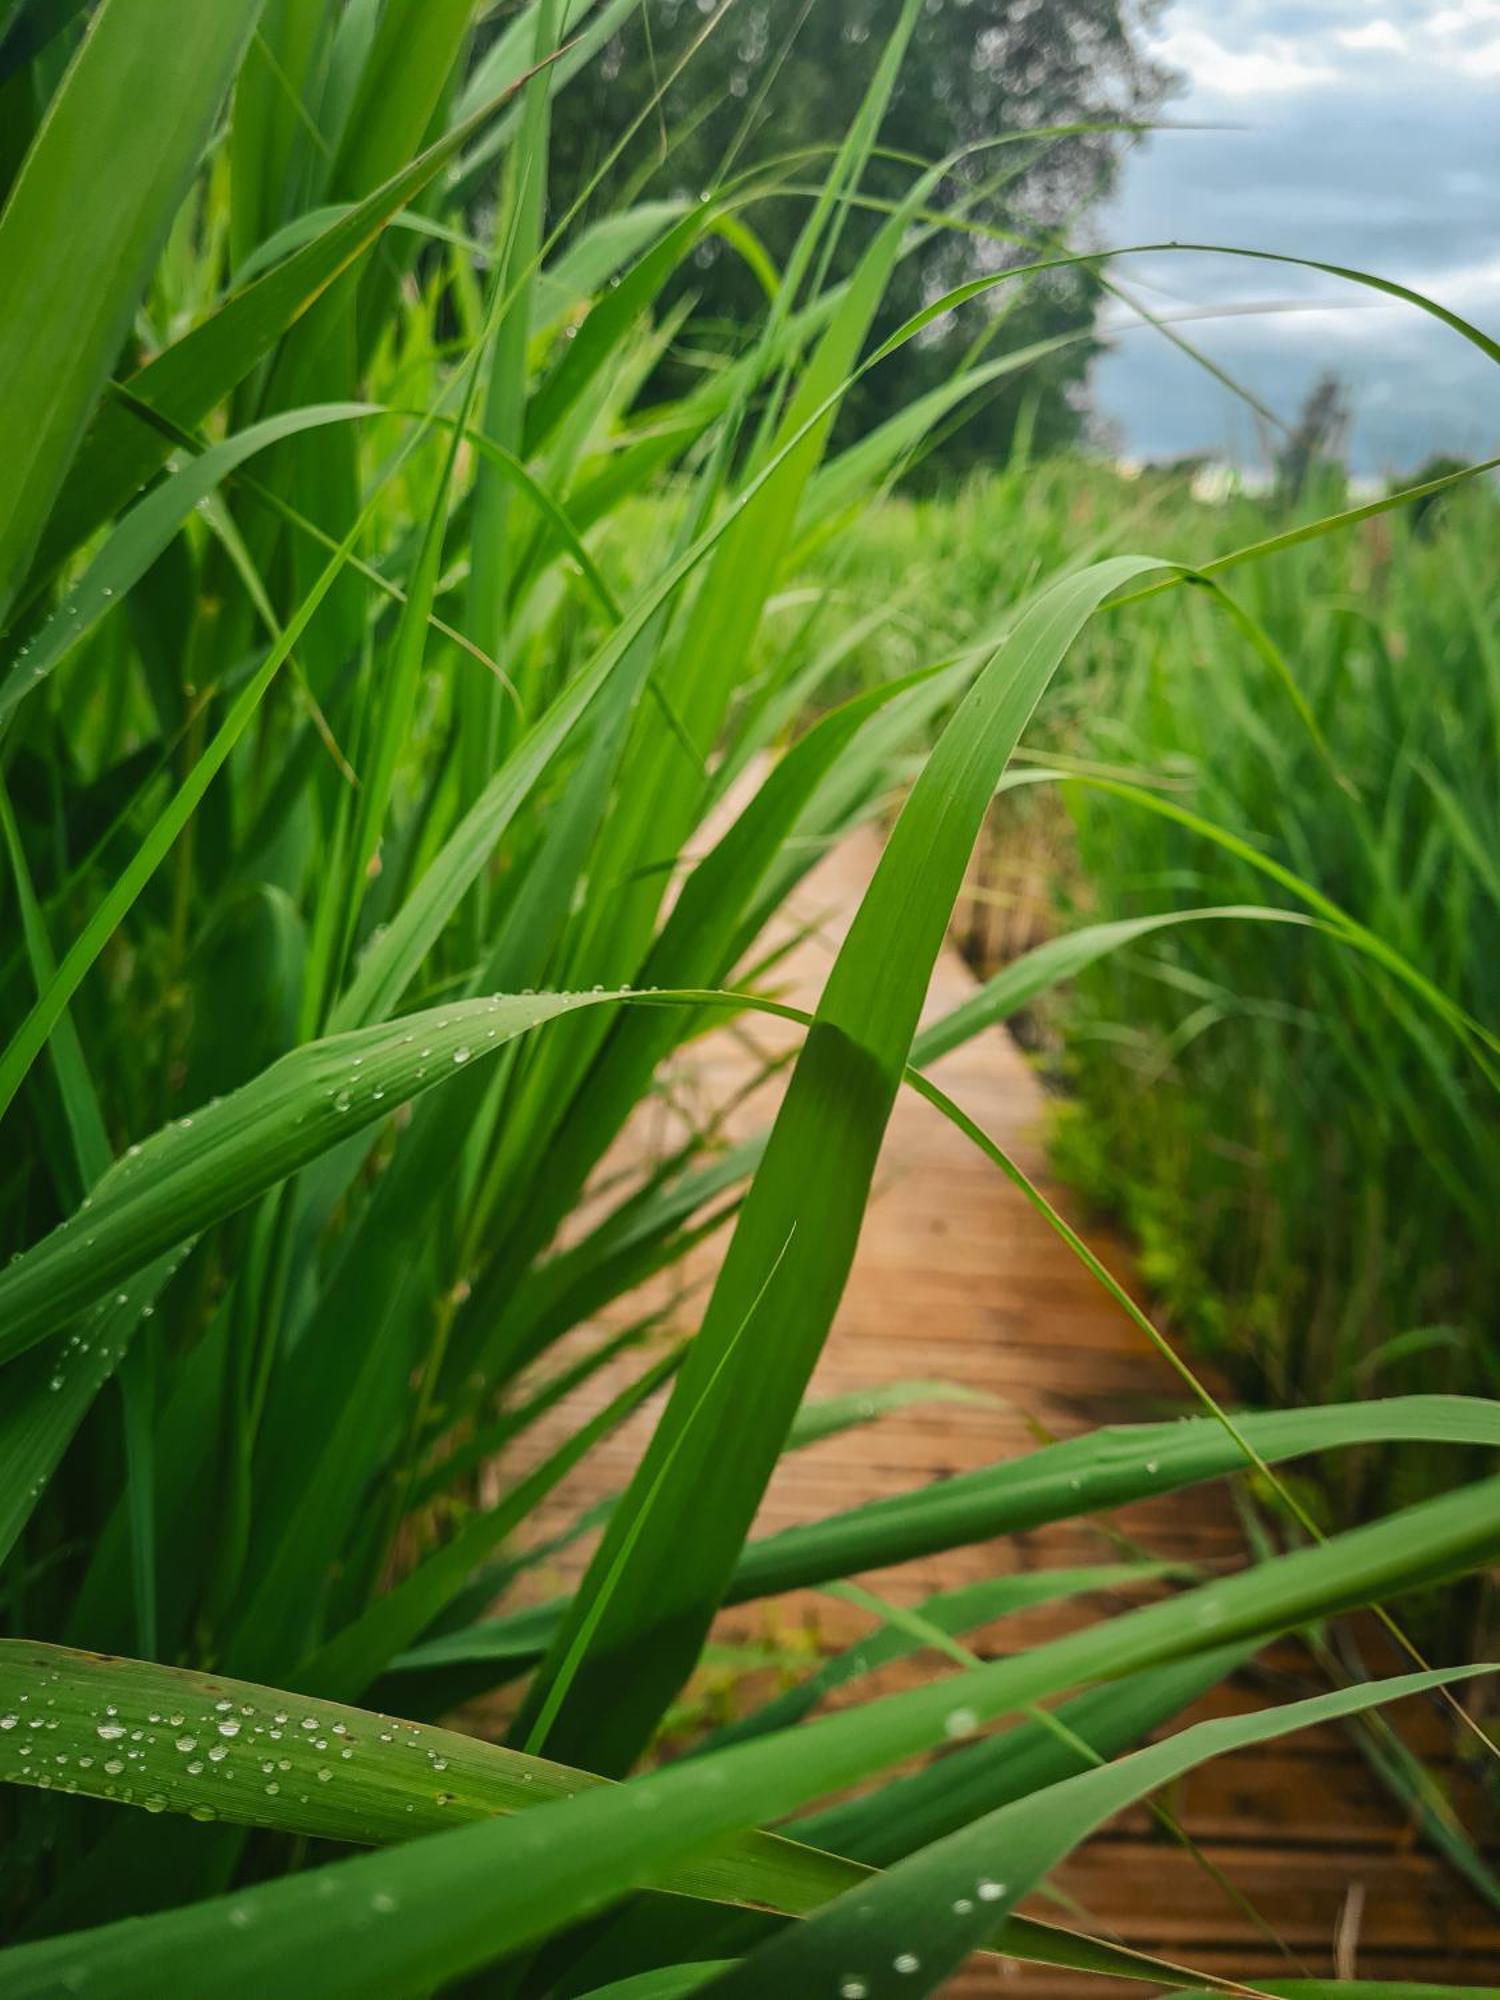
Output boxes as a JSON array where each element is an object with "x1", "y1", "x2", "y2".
[{"x1": 774, "y1": 447, "x2": 1499, "y2": 1521}]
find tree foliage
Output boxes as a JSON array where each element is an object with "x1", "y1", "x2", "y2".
[{"x1": 543, "y1": 0, "x2": 1177, "y2": 471}]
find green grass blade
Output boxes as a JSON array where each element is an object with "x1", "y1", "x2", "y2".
[
  {"x1": 0, "y1": 0, "x2": 263, "y2": 621},
  {"x1": 514, "y1": 554, "x2": 1167, "y2": 1774},
  {"x1": 0, "y1": 1251, "x2": 187, "y2": 1566},
  {"x1": 0, "y1": 1640, "x2": 855, "y2": 1919},
  {"x1": 703, "y1": 1665, "x2": 1495, "y2": 1998},
  {"x1": 392, "y1": 1395, "x2": 1500, "y2": 1684},
  {"x1": 912, "y1": 905, "x2": 1314, "y2": 1067},
  {"x1": 0, "y1": 992, "x2": 611, "y2": 1362},
  {"x1": 0, "y1": 402, "x2": 374, "y2": 727},
  {"x1": 22, "y1": 65, "x2": 541, "y2": 594},
  {"x1": 7, "y1": 1477, "x2": 1499, "y2": 1999}
]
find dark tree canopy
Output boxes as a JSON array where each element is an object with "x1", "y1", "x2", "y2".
[{"x1": 544, "y1": 0, "x2": 1177, "y2": 475}]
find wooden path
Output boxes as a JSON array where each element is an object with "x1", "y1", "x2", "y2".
[{"x1": 488, "y1": 825, "x2": 1499, "y2": 1993}]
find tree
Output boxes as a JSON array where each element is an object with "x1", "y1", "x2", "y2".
[
  {"x1": 541, "y1": 0, "x2": 1177, "y2": 475},
  {"x1": 1275, "y1": 369, "x2": 1352, "y2": 508}
]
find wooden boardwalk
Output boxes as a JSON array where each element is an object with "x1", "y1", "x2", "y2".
[{"x1": 490, "y1": 825, "x2": 1499, "y2": 1993}]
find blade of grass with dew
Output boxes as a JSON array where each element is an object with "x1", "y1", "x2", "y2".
[
  {"x1": 0, "y1": 991, "x2": 619, "y2": 1360},
  {"x1": 7, "y1": 1480, "x2": 1500, "y2": 1999},
  {"x1": 0, "y1": 1640, "x2": 855, "y2": 1918},
  {"x1": 695, "y1": 1565, "x2": 1168, "y2": 1755},
  {"x1": 0, "y1": 1645, "x2": 1202, "y2": 1993},
  {"x1": 702, "y1": 1665, "x2": 1496, "y2": 2000}
]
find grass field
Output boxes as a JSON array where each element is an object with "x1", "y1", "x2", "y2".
[{"x1": 1, "y1": 2, "x2": 1498, "y2": 1993}]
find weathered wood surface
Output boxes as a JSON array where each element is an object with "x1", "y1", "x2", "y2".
[{"x1": 484, "y1": 825, "x2": 1499, "y2": 1993}]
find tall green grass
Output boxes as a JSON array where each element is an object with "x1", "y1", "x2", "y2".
[
  {"x1": 1062, "y1": 477, "x2": 1499, "y2": 1427},
  {"x1": 0, "y1": 3, "x2": 1497, "y2": 1993},
  {"x1": 814, "y1": 458, "x2": 1499, "y2": 1479}
]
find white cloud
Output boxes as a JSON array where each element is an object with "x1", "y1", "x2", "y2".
[
  {"x1": 1430, "y1": 1, "x2": 1500, "y2": 35},
  {"x1": 1154, "y1": 2, "x2": 1500, "y2": 89},
  {"x1": 1155, "y1": 25, "x2": 1338, "y2": 97},
  {"x1": 1096, "y1": 2, "x2": 1500, "y2": 470},
  {"x1": 1410, "y1": 248, "x2": 1500, "y2": 311},
  {"x1": 1337, "y1": 21, "x2": 1408, "y2": 53},
  {"x1": 1426, "y1": 0, "x2": 1500, "y2": 72}
]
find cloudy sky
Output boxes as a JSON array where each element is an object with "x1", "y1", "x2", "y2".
[{"x1": 1089, "y1": 0, "x2": 1499, "y2": 472}]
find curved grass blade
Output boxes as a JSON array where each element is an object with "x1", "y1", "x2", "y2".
[
  {"x1": 0, "y1": 1641, "x2": 854, "y2": 1918},
  {"x1": 6, "y1": 1477, "x2": 1500, "y2": 2000},
  {"x1": 1015, "y1": 764, "x2": 1500, "y2": 1066},
  {"x1": 702, "y1": 1666, "x2": 1495, "y2": 1999},
  {"x1": 864, "y1": 240, "x2": 1500, "y2": 382},
  {"x1": 390, "y1": 1394, "x2": 1500, "y2": 1685},
  {"x1": 0, "y1": 403, "x2": 374, "y2": 727},
  {"x1": 913, "y1": 905, "x2": 1313, "y2": 1067},
  {"x1": 513, "y1": 554, "x2": 1171, "y2": 1775},
  {"x1": 0, "y1": 992, "x2": 610, "y2": 1363}
]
